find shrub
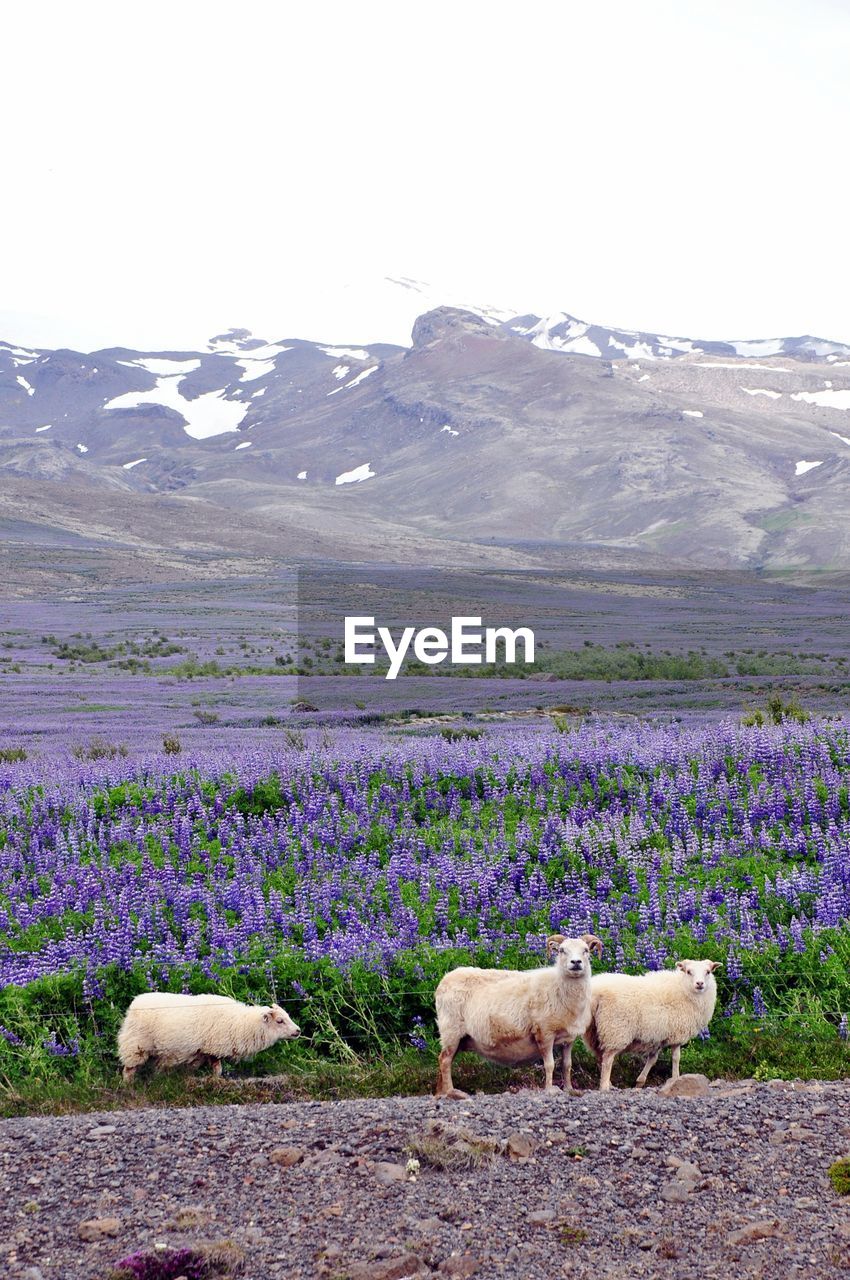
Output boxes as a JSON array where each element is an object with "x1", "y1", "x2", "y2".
[
  {"x1": 193, "y1": 710, "x2": 220, "y2": 725},
  {"x1": 71, "y1": 738, "x2": 128, "y2": 761},
  {"x1": 828, "y1": 1158, "x2": 850, "y2": 1196},
  {"x1": 162, "y1": 734, "x2": 182, "y2": 755},
  {"x1": 743, "y1": 694, "x2": 811, "y2": 727},
  {"x1": 0, "y1": 747, "x2": 27, "y2": 763}
]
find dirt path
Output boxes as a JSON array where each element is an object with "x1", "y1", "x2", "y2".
[{"x1": 2, "y1": 1077, "x2": 849, "y2": 1279}]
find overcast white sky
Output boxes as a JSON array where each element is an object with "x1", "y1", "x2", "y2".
[{"x1": 2, "y1": 0, "x2": 849, "y2": 352}]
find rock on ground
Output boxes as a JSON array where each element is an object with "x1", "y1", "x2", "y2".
[{"x1": 1, "y1": 1079, "x2": 849, "y2": 1279}]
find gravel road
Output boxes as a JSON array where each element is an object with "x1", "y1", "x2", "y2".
[{"x1": 2, "y1": 1077, "x2": 849, "y2": 1280}]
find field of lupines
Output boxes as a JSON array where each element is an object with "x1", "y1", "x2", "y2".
[{"x1": 0, "y1": 718, "x2": 849, "y2": 1096}]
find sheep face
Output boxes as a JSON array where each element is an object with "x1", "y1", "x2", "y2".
[
  {"x1": 547, "y1": 933, "x2": 602, "y2": 979},
  {"x1": 675, "y1": 960, "x2": 719, "y2": 994},
  {"x1": 262, "y1": 1004, "x2": 301, "y2": 1040}
]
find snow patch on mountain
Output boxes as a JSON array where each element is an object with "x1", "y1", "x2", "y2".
[
  {"x1": 733, "y1": 339, "x2": 785, "y2": 358},
  {"x1": 1, "y1": 341, "x2": 39, "y2": 360},
  {"x1": 346, "y1": 365, "x2": 379, "y2": 388},
  {"x1": 335, "y1": 462, "x2": 375, "y2": 485},
  {"x1": 795, "y1": 460, "x2": 823, "y2": 476},
  {"x1": 104, "y1": 376, "x2": 248, "y2": 439},
  {"x1": 321, "y1": 347, "x2": 370, "y2": 361},
  {"x1": 121, "y1": 358, "x2": 202, "y2": 377},
  {"x1": 16, "y1": 376, "x2": 34, "y2": 396},
  {"x1": 792, "y1": 389, "x2": 850, "y2": 411},
  {"x1": 742, "y1": 387, "x2": 782, "y2": 399},
  {"x1": 123, "y1": 458, "x2": 147, "y2": 469},
  {"x1": 236, "y1": 358, "x2": 276, "y2": 382}
]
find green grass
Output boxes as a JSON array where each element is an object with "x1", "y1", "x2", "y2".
[{"x1": 1, "y1": 1027, "x2": 847, "y2": 1118}]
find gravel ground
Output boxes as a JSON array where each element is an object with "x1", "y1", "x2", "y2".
[{"x1": 2, "y1": 1077, "x2": 849, "y2": 1280}]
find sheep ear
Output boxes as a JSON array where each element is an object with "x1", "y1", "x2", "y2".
[
  {"x1": 582, "y1": 934, "x2": 603, "y2": 956},
  {"x1": 262, "y1": 1010, "x2": 271, "y2": 1023},
  {"x1": 707, "y1": 961, "x2": 721, "y2": 972},
  {"x1": 546, "y1": 934, "x2": 566, "y2": 957},
  {"x1": 675, "y1": 961, "x2": 688, "y2": 972}
]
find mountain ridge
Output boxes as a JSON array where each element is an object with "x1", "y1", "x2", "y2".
[{"x1": 3, "y1": 301, "x2": 850, "y2": 573}]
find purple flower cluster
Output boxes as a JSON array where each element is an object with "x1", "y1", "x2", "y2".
[{"x1": 0, "y1": 719, "x2": 848, "y2": 1024}]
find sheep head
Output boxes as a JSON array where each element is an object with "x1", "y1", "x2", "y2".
[
  {"x1": 675, "y1": 960, "x2": 719, "y2": 994},
  {"x1": 547, "y1": 934, "x2": 600, "y2": 979},
  {"x1": 261, "y1": 1004, "x2": 301, "y2": 1040}
]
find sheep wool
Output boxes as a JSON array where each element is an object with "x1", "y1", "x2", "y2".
[
  {"x1": 584, "y1": 959, "x2": 718, "y2": 1090},
  {"x1": 434, "y1": 933, "x2": 603, "y2": 1098},
  {"x1": 117, "y1": 992, "x2": 300, "y2": 1082}
]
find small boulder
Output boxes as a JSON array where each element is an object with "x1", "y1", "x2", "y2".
[
  {"x1": 78, "y1": 1217, "x2": 122, "y2": 1241},
  {"x1": 268, "y1": 1146, "x2": 304, "y2": 1167},
  {"x1": 726, "y1": 1220, "x2": 782, "y2": 1247},
  {"x1": 528, "y1": 1209, "x2": 556, "y2": 1226},
  {"x1": 438, "y1": 1255, "x2": 480, "y2": 1277},
  {"x1": 659, "y1": 1073, "x2": 711, "y2": 1098},
  {"x1": 349, "y1": 1256, "x2": 425, "y2": 1280},
  {"x1": 661, "y1": 1182, "x2": 692, "y2": 1203},
  {"x1": 506, "y1": 1131, "x2": 536, "y2": 1160},
  {"x1": 373, "y1": 1161, "x2": 408, "y2": 1185}
]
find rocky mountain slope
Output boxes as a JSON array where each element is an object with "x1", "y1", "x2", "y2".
[{"x1": 3, "y1": 302, "x2": 850, "y2": 569}]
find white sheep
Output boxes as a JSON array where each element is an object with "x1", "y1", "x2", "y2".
[
  {"x1": 434, "y1": 933, "x2": 603, "y2": 1098},
  {"x1": 117, "y1": 992, "x2": 300, "y2": 1082},
  {"x1": 583, "y1": 959, "x2": 719, "y2": 1090}
]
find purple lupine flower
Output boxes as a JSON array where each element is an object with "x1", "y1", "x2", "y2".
[{"x1": 42, "y1": 1033, "x2": 79, "y2": 1057}]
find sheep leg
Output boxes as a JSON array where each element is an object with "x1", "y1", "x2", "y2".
[
  {"x1": 669, "y1": 1045, "x2": 681, "y2": 1083},
  {"x1": 634, "y1": 1048, "x2": 661, "y2": 1088},
  {"x1": 435, "y1": 1040, "x2": 469, "y2": 1100},
  {"x1": 210, "y1": 1058, "x2": 223, "y2": 1077},
  {"x1": 561, "y1": 1040, "x2": 577, "y2": 1092},
  {"x1": 121, "y1": 1065, "x2": 137, "y2": 1085},
  {"x1": 535, "y1": 1034, "x2": 558, "y2": 1092},
  {"x1": 598, "y1": 1049, "x2": 617, "y2": 1091}
]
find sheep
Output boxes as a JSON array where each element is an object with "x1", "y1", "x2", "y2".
[
  {"x1": 434, "y1": 933, "x2": 603, "y2": 1099},
  {"x1": 117, "y1": 992, "x2": 300, "y2": 1083},
  {"x1": 583, "y1": 959, "x2": 719, "y2": 1090}
]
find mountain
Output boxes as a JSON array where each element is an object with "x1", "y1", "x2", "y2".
[{"x1": 3, "y1": 300, "x2": 850, "y2": 577}]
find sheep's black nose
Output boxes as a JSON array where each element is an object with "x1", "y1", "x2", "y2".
[{"x1": 570, "y1": 960, "x2": 583, "y2": 970}]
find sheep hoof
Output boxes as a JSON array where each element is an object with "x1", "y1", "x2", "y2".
[
  {"x1": 544, "y1": 1085, "x2": 562, "y2": 1095},
  {"x1": 437, "y1": 1087, "x2": 470, "y2": 1101}
]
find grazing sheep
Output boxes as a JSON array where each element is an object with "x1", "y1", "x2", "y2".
[
  {"x1": 434, "y1": 933, "x2": 603, "y2": 1098},
  {"x1": 583, "y1": 959, "x2": 719, "y2": 1090},
  {"x1": 117, "y1": 993, "x2": 300, "y2": 1083}
]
